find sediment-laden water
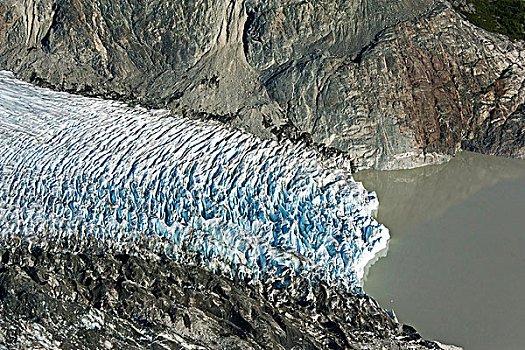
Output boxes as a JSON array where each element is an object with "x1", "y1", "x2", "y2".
[
  {"x1": 0, "y1": 71, "x2": 388, "y2": 291},
  {"x1": 356, "y1": 152, "x2": 525, "y2": 350}
]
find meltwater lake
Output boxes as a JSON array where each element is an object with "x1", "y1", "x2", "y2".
[{"x1": 355, "y1": 152, "x2": 525, "y2": 350}]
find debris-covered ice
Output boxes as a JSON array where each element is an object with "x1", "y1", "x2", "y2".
[{"x1": 0, "y1": 71, "x2": 388, "y2": 290}]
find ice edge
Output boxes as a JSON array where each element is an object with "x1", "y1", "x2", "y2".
[{"x1": 0, "y1": 71, "x2": 390, "y2": 292}]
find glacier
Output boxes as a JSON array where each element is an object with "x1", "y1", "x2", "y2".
[{"x1": 0, "y1": 71, "x2": 388, "y2": 290}]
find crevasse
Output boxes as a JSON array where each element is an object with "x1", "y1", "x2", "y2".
[{"x1": 0, "y1": 71, "x2": 388, "y2": 290}]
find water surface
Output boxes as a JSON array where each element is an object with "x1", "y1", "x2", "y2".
[{"x1": 355, "y1": 152, "x2": 525, "y2": 349}]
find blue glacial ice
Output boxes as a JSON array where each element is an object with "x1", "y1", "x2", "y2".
[{"x1": 0, "y1": 71, "x2": 389, "y2": 290}]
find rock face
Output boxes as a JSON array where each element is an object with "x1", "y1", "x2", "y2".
[
  {"x1": 0, "y1": 0, "x2": 523, "y2": 169},
  {"x1": 0, "y1": 244, "x2": 448, "y2": 349}
]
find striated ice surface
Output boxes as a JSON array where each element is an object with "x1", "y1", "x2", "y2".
[{"x1": 0, "y1": 71, "x2": 388, "y2": 290}]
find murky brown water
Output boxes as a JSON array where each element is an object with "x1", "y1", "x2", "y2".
[{"x1": 354, "y1": 152, "x2": 525, "y2": 350}]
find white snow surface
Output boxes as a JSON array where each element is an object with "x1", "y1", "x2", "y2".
[{"x1": 0, "y1": 71, "x2": 389, "y2": 290}]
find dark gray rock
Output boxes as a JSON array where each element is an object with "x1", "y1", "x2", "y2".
[
  {"x1": 0, "y1": 243, "x2": 449, "y2": 349},
  {"x1": 463, "y1": 103, "x2": 525, "y2": 158},
  {"x1": 0, "y1": 0, "x2": 523, "y2": 169}
]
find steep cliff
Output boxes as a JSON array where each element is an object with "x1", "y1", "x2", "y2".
[{"x1": 0, "y1": 0, "x2": 523, "y2": 169}]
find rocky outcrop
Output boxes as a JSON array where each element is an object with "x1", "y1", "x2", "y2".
[
  {"x1": 0, "y1": 0, "x2": 523, "y2": 169},
  {"x1": 0, "y1": 243, "x2": 453, "y2": 349}
]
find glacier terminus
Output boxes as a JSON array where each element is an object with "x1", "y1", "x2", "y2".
[{"x1": 0, "y1": 71, "x2": 388, "y2": 292}]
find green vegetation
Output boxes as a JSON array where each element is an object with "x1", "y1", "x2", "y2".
[{"x1": 454, "y1": 0, "x2": 525, "y2": 40}]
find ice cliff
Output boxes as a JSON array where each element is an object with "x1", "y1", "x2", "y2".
[{"x1": 0, "y1": 71, "x2": 388, "y2": 290}]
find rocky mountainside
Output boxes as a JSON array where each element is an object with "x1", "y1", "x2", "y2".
[
  {"x1": 0, "y1": 243, "x2": 453, "y2": 350},
  {"x1": 0, "y1": 0, "x2": 523, "y2": 169}
]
